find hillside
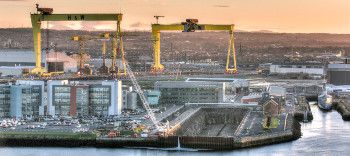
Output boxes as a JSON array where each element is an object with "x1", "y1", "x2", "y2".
[{"x1": 1, "y1": 28, "x2": 350, "y2": 65}]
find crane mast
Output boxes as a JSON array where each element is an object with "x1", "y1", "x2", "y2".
[{"x1": 125, "y1": 62, "x2": 160, "y2": 130}]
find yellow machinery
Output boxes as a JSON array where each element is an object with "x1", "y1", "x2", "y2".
[
  {"x1": 30, "y1": 4, "x2": 123, "y2": 75},
  {"x1": 151, "y1": 19, "x2": 237, "y2": 74},
  {"x1": 100, "y1": 32, "x2": 127, "y2": 76},
  {"x1": 98, "y1": 35, "x2": 109, "y2": 74},
  {"x1": 71, "y1": 35, "x2": 96, "y2": 75},
  {"x1": 70, "y1": 32, "x2": 126, "y2": 76}
]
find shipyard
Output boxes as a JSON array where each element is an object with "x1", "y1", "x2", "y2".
[{"x1": 1, "y1": 2, "x2": 350, "y2": 154}]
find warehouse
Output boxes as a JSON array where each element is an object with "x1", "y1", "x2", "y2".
[
  {"x1": 0, "y1": 50, "x2": 45, "y2": 76},
  {"x1": 328, "y1": 60, "x2": 350, "y2": 85},
  {"x1": 155, "y1": 81, "x2": 225, "y2": 105},
  {"x1": 270, "y1": 64, "x2": 325, "y2": 75},
  {"x1": 0, "y1": 50, "x2": 78, "y2": 76},
  {"x1": 185, "y1": 77, "x2": 249, "y2": 94},
  {"x1": 46, "y1": 51, "x2": 78, "y2": 73}
]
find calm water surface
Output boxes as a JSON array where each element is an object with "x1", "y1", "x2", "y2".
[{"x1": 1, "y1": 103, "x2": 350, "y2": 156}]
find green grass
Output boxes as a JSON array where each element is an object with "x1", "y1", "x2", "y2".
[
  {"x1": 262, "y1": 117, "x2": 280, "y2": 129},
  {"x1": 0, "y1": 131, "x2": 96, "y2": 140}
]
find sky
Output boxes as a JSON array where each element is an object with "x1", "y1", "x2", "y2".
[{"x1": 1, "y1": 0, "x2": 350, "y2": 33}]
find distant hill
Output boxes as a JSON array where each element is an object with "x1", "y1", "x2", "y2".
[{"x1": 0, "y1": 28, "x2": 350, "y2": 65}]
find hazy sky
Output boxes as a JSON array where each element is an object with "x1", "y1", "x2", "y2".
[{"x1": 1, "y1": 0, "x2": 350, "y2": 33}]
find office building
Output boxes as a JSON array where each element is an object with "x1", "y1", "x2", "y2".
[{"x1": 47, "y1": 80, "x2": 122, "y2": 117}]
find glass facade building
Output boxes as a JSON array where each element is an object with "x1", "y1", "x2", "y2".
[
  {"x1": 0, "y1": 81, "x2": 44, "y2": 118},
  {"x1": 47, "y1": 80, "x2": 122, "y2": 117}
]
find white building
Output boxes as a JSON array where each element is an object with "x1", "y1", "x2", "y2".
[
  {"x1": 0, "y1": 50, "x2": 45, "y2": 76},
  {"x1": 268, "y1": 86, "x2": 286, "y2": 97},
  {"x1": 270, "y1": 64, "x2": 324, "y2": 75}
]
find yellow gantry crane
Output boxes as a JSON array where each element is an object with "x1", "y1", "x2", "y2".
[
  {"x1": 101, "y1": 32, "x2": 127, "y2": 76},
  {"x1": 151, "y1": 19, "x2": 237, "y2": 74},
  {"x1": 70, "y1": 32, "x2": 126, "y2": 76},
  {"x1": 30, "y1": 4, "x2": 123, "y2": 75},
  {"x1": 71, "y1": 34, "x2": 110, "y2": 75}
]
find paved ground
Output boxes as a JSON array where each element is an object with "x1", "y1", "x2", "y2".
[{"x1": 237, "y1": 112, "x2": 291, "y2": 137}]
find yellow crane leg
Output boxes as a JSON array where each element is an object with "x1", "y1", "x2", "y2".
[
  {"x1": 150, "y1": 30, "x2": 164, "y2": 73},
  {"x1": 110, "y1": 37, "x2": 117, "y2": 74},
  {"x1": 225, "y1": 30, "x2": 237, "y2": 74},
  {"x1": 116, "y1": 20, "x2": 126, "y2": 76},
  {"x1": 30, "y1": 15, "x2": 46, "y2": 74},
  {"x1": 118, "y1": 36, "x2": 127, "y2": 76}
]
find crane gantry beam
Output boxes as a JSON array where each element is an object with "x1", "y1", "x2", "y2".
[
  {"x1": 30, "y1": 4, "x2": 123, "y2": 75},
  {"x1": 151, "y1": 19, "x2": 237, "y2": 74}
]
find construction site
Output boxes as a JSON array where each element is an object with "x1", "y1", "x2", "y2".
[{"x1": 0, "y1": 4, "x2": 332, "y2": 150}]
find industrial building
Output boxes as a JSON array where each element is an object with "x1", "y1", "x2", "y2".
[
  {"x1": 0, "y1": 50, "x2": 78, "y2": 76},
  {"x1": 155, "y1": 81, "x2": 225, "y2": 105},
  {"x1": 46, "y1": 51, "x2": 78, "y2": 73},
  {"x1": 0, "y1": 80, "x2": 44, "y2": 118},
  {"x1": 185, "y1": 77, "x2": 249, "y2": 94},
  {"x1": 144, "y1": 90, "x2": 161, "y2": 106},
  {"x1": 0, "y1": 50, "x2": 45, "y2": 76},
  {"x1": 268, "y1": 86, "x2": 286, "y2": 97},
  {"x1": 47, "y1": 79, "x2": 122, "y2": 117},
  {"x1": 270, "y1": 64, "x2": 324, "y2": 75},
  {"x1": 126, "y1": 91, "x2": 138, "y2": 110},
  {"x1": 241, "y1": 94, "x2": 262, "y2": 104},
  {"x1": 328, "y1": 59, "x2": 350, "y2": 85}
]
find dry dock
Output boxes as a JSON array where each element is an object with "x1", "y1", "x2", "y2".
[{"x1": 0, "y1": 106, "x2": 301, "y2": 150}]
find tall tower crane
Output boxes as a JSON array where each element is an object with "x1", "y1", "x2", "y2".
[
  {"x1": 150, "y1": 19, "x2": 237, "y2": 74},
  {"x1": 30, "y1": 4, "x2": 123, "y2": 75}
]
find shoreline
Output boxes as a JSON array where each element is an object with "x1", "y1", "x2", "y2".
[{"x1": 0, "y1": 118, "x2": 301, "y2": 151}]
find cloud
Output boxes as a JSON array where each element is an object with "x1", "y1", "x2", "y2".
[
  {"x1": 129, "y1": 22, "x2": 149, "y2": 28},
  {"x1": 47, "y1": 21, "x2": 116, "y2": 31},
  {"x1": 212, "y1": 5, "x2": 230, "y2": 8}
]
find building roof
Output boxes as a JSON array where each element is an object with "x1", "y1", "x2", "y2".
[
  {"x1": 241, "y1": 94, "x2": 262, "y2": 100},
  {"x1": 0, "y1": 49, "x2": 45, "y2": 64},
  {"x1": 185, "y1": 77, "x2": 249, "y2": 87},
  {"x1": 155, "y1": 81, "x2": 225, "y2": 89},
  {"x1": 186, "y1": 77, "x2": 244, "y2": 82},
  {"x1": 328, "y1": 63, "x2": 350, "y2": 70}
]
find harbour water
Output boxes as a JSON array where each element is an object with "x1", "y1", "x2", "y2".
[{"x1": 1, "y1": 103, "x2": 350, "y2": 156}]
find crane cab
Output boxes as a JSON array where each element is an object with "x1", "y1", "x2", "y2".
[{"x1": 36, "y1": 4, "x2": 53, "y2": 15}]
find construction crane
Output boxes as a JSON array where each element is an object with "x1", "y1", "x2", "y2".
[
  {"x1": 154, "y1": 15, "x2": 164, "y2": 24},
  {"x1": 30, "y1": 4, "x2": 123, "y2": 75},
  {"x1": 71, "y1": 35, "x2": 94, "y2": 75},
  {"x1": 125, "y1": 61, "x2": 161, "y2": 131},
  {"x1": 71, "y1": 33, "x2": 111, "y2": 75},
  {"x1": 98, "y1": 35, "x2": 109, "y2": 74},
  {"x1": 150, "y1": 19, "x2": 237, "y2": 74},
  {"x1": 106, "y1": 31, "x2": 127, "y2": 77}
]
